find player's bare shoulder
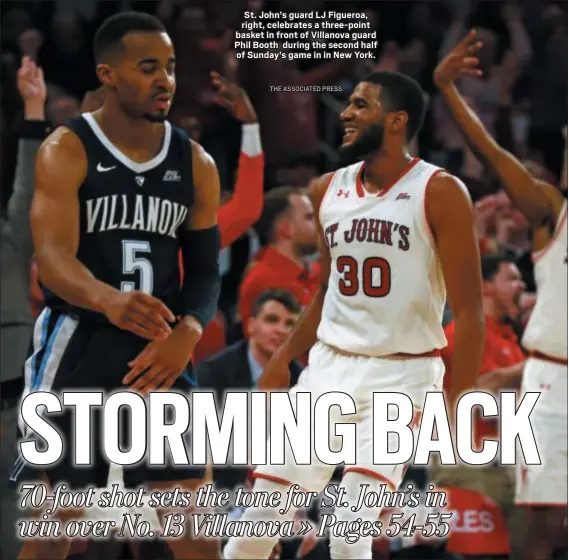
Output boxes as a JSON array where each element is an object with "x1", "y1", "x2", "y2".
[
  {"x1": 535, "y1": 179, "x2": 566, "y2": 224},
  {"x1": 425, "y1": 171, "x2": 474, "y2": 237},
  {"x1": 36, "y1": 126, "x2": 88, "y2": 192}
]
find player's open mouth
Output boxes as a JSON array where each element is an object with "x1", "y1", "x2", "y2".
[
  {"x1": 153, "y1": 95, "x2": 171, "y2": 110},
  {"x1": 343, "y1": 125, "x2": 357, "y2": 141}
]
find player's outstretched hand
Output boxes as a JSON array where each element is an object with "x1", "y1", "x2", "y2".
[
  {"x1": 17, "y1": 56, "x2": 46, "y2": 116},
  {"x1": 101, "y1": 290, "x2": 175, "y2": 341},
  {"x1": 210, "y1": 71, "x2": 257, "y2": 124},
  {"x1": 257, "y1": 354, "x2": 291, "y2": 391},
  {"x1": 123, "y1": 326, "x2": 195, "y2": 394},
  {"x1": 433, "y1": 30, "x2": 483, "y2": 89}
]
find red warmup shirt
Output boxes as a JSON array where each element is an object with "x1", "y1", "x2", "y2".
[
  {"x1": 238, "y1": 247, "x2": 320, "y2": 333},
  {"x1": 443, "y1": 315, "x2": 525, "y2": 449}
]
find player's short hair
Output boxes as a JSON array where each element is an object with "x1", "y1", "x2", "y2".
[
  {"x1": 252, "y1": 289, "x2": 302, "y2": 317},
  {"x1": 93, "y1": 11, "x2": 166, "y2": 64},
  {"x1": 481, "y1": 252, "x2": 517, "y2": 281},
  {"x1": 361, "y1": 71, "x2": 427, "y2": 140},
  {"x1": 255, "y1": 186, "x2": 304, "y2": 245}
]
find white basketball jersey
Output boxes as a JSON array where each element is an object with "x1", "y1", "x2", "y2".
[
  {"x1": 317, "y1": 158, "x2": 447, "y2": 356},
  {"x1": 522, "y1": 201, "x2": 568, "y2": 360}
]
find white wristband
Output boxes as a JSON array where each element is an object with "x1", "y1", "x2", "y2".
[{"x1": 241, "y1": 123, "x2": 262, "y2": 157}]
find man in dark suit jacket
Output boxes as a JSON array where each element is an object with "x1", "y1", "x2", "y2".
[
  {"x1": 196, "y1": 288, "x2": 304, "y2": 496},
  {"x1": 196, "y1": 288, "x2": 304, "y2": 392}
]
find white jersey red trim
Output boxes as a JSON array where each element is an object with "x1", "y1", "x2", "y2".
[
  {"x1": 522, "y1": 201, "x2": 568, "y2": 360},
  {"x1": 317, "y1": 158, "x2": 447, "y2": 357}
]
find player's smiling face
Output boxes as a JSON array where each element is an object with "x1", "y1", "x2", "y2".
[
  {"x1": 115, "y1": 31, "x2": 176, "y2": 122},
  {"x1": 338, "y1": 82, "x2": 387, "y2": 163}
]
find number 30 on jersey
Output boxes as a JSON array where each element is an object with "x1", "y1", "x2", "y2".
[{"x1": 337, "y1": 256, "x2": 391, "y2": 297}]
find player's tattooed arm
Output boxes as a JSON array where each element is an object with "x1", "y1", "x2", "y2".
[
  {"x1": 426, "y1": 172, "x2": 485, "y2": 407},
  {"x1": 31, "y1": 127, "x2": 174, "y2": 340},
  {"x1": 434, "y1": 30, "x2": 564, "y2": 228},
  {"x1": 257, "y1": 173, "x2": 333, "y2": 391}
]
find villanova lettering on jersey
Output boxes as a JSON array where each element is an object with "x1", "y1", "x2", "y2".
[
  {"x1": 85, "y1": 194, "x2": 188, "y2": 238},
  {"x1": 41, "y1": 113, "x2": 195, "y2": 320}
]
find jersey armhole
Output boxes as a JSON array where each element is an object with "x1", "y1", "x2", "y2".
[
  {"x1": 317, "y1": 171, "x2": 339, "y2": 227},
  {"x1": 532, "y1": 202, "x2": 567, "y2": 263},
  {"x1": 421, "y1": 168, "x2": 446, "y2": 249}
]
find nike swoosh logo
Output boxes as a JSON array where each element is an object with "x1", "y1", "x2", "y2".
[{"x1": 97, "y1": 163, "x2": 116, "y2": 172}]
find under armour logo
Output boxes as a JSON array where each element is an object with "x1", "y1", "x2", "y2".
[
  {"x1": 337, "y1": 189, "x2": 349, "y2": 198},
  {"x1": 135, "y1": 176, "x2": 145, "y2": 186},
  {"x1": 539, "y1": 383, "x2": 551, "y2": 390},
  {"x1": 396, "y1": 193, "x2": 411, "y2": 200}
]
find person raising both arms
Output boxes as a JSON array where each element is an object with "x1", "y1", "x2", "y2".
[{"x1": 434, "y1": 30, "x2": 567, "y2": 560}]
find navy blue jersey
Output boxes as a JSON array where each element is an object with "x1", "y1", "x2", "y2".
[{"x1": 42, "y1": 113, "x2": 194, "y2": 322}]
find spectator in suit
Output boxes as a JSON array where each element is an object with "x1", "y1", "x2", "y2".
[
  {"x1": 197, "y1": 288, "x2": 304, "y2": 393},
  {"x1": 196, "y1": 288, "x2": 304, "y2": 497}
]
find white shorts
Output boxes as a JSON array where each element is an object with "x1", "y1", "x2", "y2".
[
  {"x1": 255, "y1": 342, "x2": 445, "y2": 493},
  {"x1": 515, "y1": 357, "x2": 568, "y2": 506}
]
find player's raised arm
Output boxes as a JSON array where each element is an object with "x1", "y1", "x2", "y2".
[
  {"x1": 434, "y1": 30, "x2": 564, "y2": 228},
  {"x1": 426, "y1": 172, "x2": 485, "y2": 406},
  {"x1": 257, "y1": 174, "x2": 333, "y2": 390},
  {"x1": 175, "y1": 140, "x2": 222, "y2": 345},
  {"x1": 32, "y1": 128, "x2": 175, "y2": 340}
]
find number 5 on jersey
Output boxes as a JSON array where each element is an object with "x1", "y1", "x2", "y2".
[
  {"x1": 121, "y1": 240, "x2": 154, "y2": 294},
  {"x1": 337, "y1": 256, "x2": 391, "y2": 297}
]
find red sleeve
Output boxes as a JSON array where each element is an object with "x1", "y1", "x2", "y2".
[
  {"x1": 217, "y1": 152, "x2": 264, "y2": 249},
  {"x1": 238, "y1": 267, "x2": 263, "y2": 331}
]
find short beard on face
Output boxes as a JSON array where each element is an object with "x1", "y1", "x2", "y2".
[
  {"x1": 338, "y1": 121, "x2": 385, "y2": 166},
  {"x1": 143, "y1": 112, "x2": 167, "y2": 123}
]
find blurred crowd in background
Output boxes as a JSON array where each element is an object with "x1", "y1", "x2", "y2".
[
  {"x1": 1, "y1": 0, "x2": 567, "y2": 316},
  {"x1": 0, "y1": 0, "x2": 567, "y2": 559}
]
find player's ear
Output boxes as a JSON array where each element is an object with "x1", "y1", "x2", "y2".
[
  {"x1": 247, "y1": 316, "x2": 257, "y2": 337},
  {"x1": 389, "y1": 111, "x2": 408, "y2": 136},
  {"x1": 96, "y1": 63, "x2": 116, "y2": 89},
  {"x1": 276, "y1": 217, "x2": 292, "y2": 241}
]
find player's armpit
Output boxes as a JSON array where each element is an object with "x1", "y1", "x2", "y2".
[
  {"x1": 535, "y1": 180, "x2": 566, "y2": 227},
  {"x1": 31, "y1": 127, "x2": 116, "y2": 311},
  {"x1": 426, "y1": 172, "x2": 485, "y2": 405}
]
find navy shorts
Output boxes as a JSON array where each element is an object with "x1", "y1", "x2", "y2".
[{"x1": 9, "y1": 307, "x2": 204, "y2": 489}]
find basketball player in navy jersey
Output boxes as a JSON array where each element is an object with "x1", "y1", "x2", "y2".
[{"x1": 14, "y1": 12, "x2": 221, "y2": 560}]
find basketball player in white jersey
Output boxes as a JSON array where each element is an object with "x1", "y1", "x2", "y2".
[
  {"x1": 223, "y1": 70, "x2": 485, "y2": 560},
  {"x1": 434, "y1": 31, "x2": 568, "y2": 560}
]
